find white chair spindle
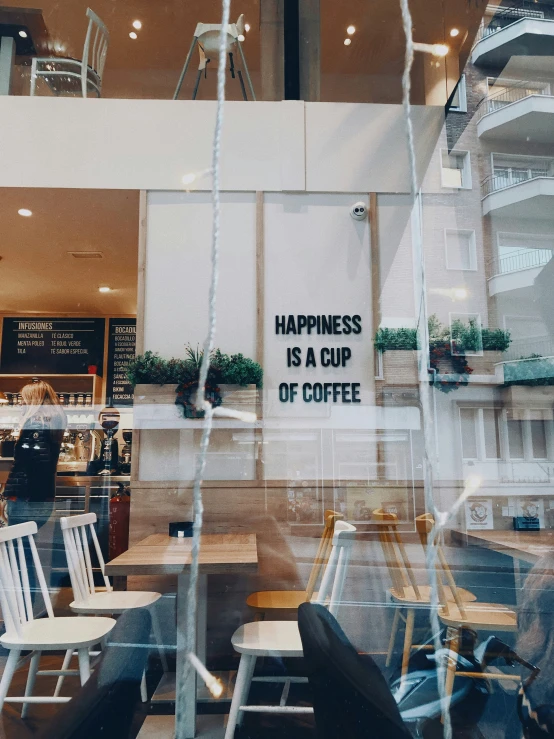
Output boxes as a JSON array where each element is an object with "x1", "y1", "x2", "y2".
[
  {"x1": 7, "y1": 540, "x2": 26, "y2": 624},
  {"x1": 17, "y1": 537, "x2": 33, "y2": 622},
  {"x1": 80, "y1": 526, "x2": 95, "y2": 595},
  {"x1": 89, "y1": 523, "x2": 111, "y2": 591},
  {"x1": 28, "y1": 535, "x2": 54, "y2": 618}
]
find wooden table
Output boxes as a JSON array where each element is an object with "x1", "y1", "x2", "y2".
[
  {"x1": 106, "y1": 533, "x2": 258, "y2": 739},
  {"x1": 0, "y1": 7, "x2": 49, "y2": 95},
  {"x1": 451, "y1": 528, "x2": 554, "y2": 565}
]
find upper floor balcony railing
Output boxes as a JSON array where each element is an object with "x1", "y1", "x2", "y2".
[
  {"x1": 489, "y1": 248, "x2": 553, "y2": 277},
  {"x1": 482, "y1": 156, "x2": 554, "y2": 197},
  {"x1": 475, "y1": 5, "x2": 545, "y2": 45},
  {"x1": 477, "y1": 80, "x2": 552, "y2": 122}
]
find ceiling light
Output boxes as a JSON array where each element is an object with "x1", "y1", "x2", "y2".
[
  {"x1": 450, "y1": 28, "x2": 460, "y2": 37},
  {"x1": 432, "y1": 43, "x2": 449, "y2": 57},
  {"x1": 182, "y1": 172, "x2": 197, "y2": 186},
  {"x1": 454, "y1": 288, "x2": 468, "y2": 300},
  {"x1": 18, "y1": 30, "x2": 28, "y2": 38},
  {"x1": 98, "y1": 286, "x2": 112, "y2": 293},
  {"x1": 244, "y1": 23, "x2": 250, "y2": 32},
  {"x1": 132, "y1": 20, "x2": 142, "y2": 30},
  {"x1": 347, "y1": 25, "x2": 356, "y2": 35},
  {"x1": 344, "y1": 38, "x2": 352, "y2": 46},
  {"x1": 18, "y1": 208, "x2": 32, "y2": 217},
  {"x1": 129, "y1": 31, "x2": 138, "y2": 40},
  {"x1": 238, "y1": 34, "x2": 245, "y2": 42}
]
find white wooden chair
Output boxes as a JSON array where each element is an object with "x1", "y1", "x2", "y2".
[
  {"x1": 173, "y1": 14, "x2": 256, "y2": 101},
  {"x1": 57, "y1": 512, "x2": 167, "y2": 702},
  {"x1": 224, "y1": 520, "x2": 357, "y2": 739},
  {"x1": 0, "y1": 521, "x2": 115, "y2": 717},
  {"x1": 30, "y1": 8, "x2": 109, "y2": 98}
]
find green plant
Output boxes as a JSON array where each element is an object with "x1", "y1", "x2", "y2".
[
  {"x1": 374, "y1": 327, "x2": 418, "y2": 352},
  {"x1": 212, "y1": 349, "x2": 263, "y2": 387}
]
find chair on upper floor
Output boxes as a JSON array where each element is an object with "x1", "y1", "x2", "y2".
[
  {"x1": 224, "y1": 520, "x2": 357, "y2": 739},
  {"x1": 30, "y1": 8, "x2": 109, "y2": 98},
  {"x1": 246, "y1": 509, "x2": 343, "y2": 620},
  {"x1": 56, "y1": 512, "x2": 167, "y2": 703},
  {"x1": 372, "y1": 508, "x2": 477, "y2": 681},
  {"x1": 0, "y1": 521, "x2": 115, "y2": 717}
]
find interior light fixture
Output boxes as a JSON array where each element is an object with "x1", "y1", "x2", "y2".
[
  {"x1": 238, "y1": 34, "x2": 245, "y2": 42},
  {"x1": 413, "y1": 42, "x2": 448, "y2": 57},
  {"x1": 132, "y1": 20, "x2": 142, "y2": 30},
  {"x1": 433, "y1": 43, "x2": 449, "y2": 57},
  {"x1": 98, "y1": 286, "x2": 112, "y2": 293},
  {"x1": 344, "y1": 38, "x2": 352, "y2": 46},
  {"x1": 454, "y1": 288, "x2": 468, "y2": 300},
  {"x1": 450, "y1": 28, "x2": 460, "y2": 37},
  {"x1": 182, "y1": 172, "x2": 197, "y2": 186},
  {"x1": 129, "y1": 31, "x2": 138, "y2": 40},
  {"x1": 18, "y1": 30, "x2": 28, "y2": 38},
  {"x1": 244, "y1": 23, "x2": 250, "y2": 32},
  {"x1": 18, "y1": 208, "x2": 32, "y2": 217},
  {"x1": 347, "y1": 25, "x2": 356, "y2": 35}
]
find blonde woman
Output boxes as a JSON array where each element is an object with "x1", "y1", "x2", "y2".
[{"x1": 5, "y1": 379, "x2": 66, "y2": 611}]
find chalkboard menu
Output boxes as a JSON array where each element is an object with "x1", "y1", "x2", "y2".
[
  {"x1": 106, "y1": 318, "x2": 136, "y2": 406},
  {"x1": 0, "y1": 318, "x2": 105, "y2": 375}
]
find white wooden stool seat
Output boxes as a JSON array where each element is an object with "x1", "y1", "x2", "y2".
[
  {"x1": 0, "y1": 615, "x2": 115, "y2": 650},
  {"x1": 224, "y1": 521, "x2": 357, "y2": 739},
  {"x1": 70, "y1": 590, "x2": 161, "y2": 614},
  {"x1": 232, "y1": 621, "x2": 303, "y2": 658}
]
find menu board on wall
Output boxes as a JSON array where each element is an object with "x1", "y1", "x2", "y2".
[
  {"x1": 106, "y1": 318, "x2": 136, "y2": 406},
  {"x1": 0, "y1": 318, "x2": 105, "y2": 375}
]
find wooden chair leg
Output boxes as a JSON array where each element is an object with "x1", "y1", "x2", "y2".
[
  {"x1": 237, "y1": 655, "x2": 257, "y2": 728},
  {"x1": 443, "y1": 629, "x2": 460, "y2": 723},
  {"x1": 386, "y1": 607, "x2": 401, "y2": 668},
  {"x1": 225, "y1": 654, "x2": 255, "y2": 739},
  {"x1": 0, "y1": 649, "x2": 21, "y2": 711},
  {"x1": 21, "y1": 651, "x2": 41, "y2": 719},
  {"x1": 400, "y1": 608, "x2": 415, "y2": 681},
  {"x1": 54, "y1": 649, "x2": 73, "y2": 698},
  {"x1": 77, "y1": 648, "x2": 91, "y2": 686},
  {"x1": 140, "y1": 670, "x2": 148, "y2": 703}
]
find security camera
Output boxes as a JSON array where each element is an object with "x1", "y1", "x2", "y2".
[{"x1": 350, "y1": 202, "x2": 368, "y2": 221}]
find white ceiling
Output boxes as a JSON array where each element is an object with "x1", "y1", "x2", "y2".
[{"x1": 0, "y1": 189, "x2": 139, "y2": 316}]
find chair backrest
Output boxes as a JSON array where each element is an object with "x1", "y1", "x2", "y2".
[
  {"x1": 0, "y1": 522, "x2": 54, "y2": 639},
  {"x1": 35, "y1": 608, "x2": 151, "y2": 739},
  {"x1": 415, "y1": 513, "x2": 467, "y2": 618},
  {"x1": 298, "y1": 603, "x2": 412, "y2": 739},
  {"x1": 82, "y1": 8, "x2": 109, "y2": 84},
  {"x1": 313, "y1": 520, "x2": 356, "y2": 617},
  {"x1": 304, "y1": 509, "x2": 344, "y2": 601},
  {"x1": 194, "y1": 15, "x2": 244, "y2": 54},
  {"x1": 373, "y1": 508, "x2": 423, "y2": 601},
  {"x1": 60, "y1": 512, "x2": 112, "y2": 606}
]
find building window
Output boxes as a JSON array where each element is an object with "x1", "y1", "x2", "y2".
[
  {"x1": 506, "y1": 410, "x2": 525, "y2": 460},
  {"x1": 445, "y1": 229, "x2": 477, "y2": 271},
  {"x1": 441, "y1": 149, "x2": 472, "y2": 189},
  {"x1": 450, "y1": 75, "x2": 467, "y2": 113},
  {"x1": 495, "y1": 232, "x2": 554, "y2": 276},
  {"x1": 374, "y1": 348, "x2": 384, "y2": 380},
  {"x1": 460, "y1": 408, "x2": 478, "y2": 460}
]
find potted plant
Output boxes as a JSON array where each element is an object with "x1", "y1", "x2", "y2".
[{"x1": 127, "y1": 346, "x2": 263, "y2": 420}]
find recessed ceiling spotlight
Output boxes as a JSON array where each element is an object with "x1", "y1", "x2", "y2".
[
  {"x1": 18, "y1": 30, "x2": 28, "y2": 38},
  {"x1": 132, "y1": 20, "x2": 142, "y2": 30},
  {"x1": 431, "y1": 43, "x2": 449, "y2": 57},
  {"x1": 347, "y1": 25, "x2": 356, "y2": 35},
  {"x1": 450, "y1": 28, "x2": 460, "y2": 37},
  {"x1": 238, "y1": 34, "x2": 245, "y2": 42},
  {"x1": 244, "y1": 23, "x2": 251, "y2": 32},
  {"x1": 98, "y1": 286, "x2": 112, "y2": 293},
  {"x1": 344, "y1": 38, "x2": 352, "y2": 46},
  {"x1": 129, "y1": 31, "x2": 138, "y2": 40},
  {"x1": 18, "y1": 208, "x2": 32, "y2": 217}
]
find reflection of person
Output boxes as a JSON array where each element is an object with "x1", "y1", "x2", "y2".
[
  {"x1": 4, "y1": 380, "x2": 66, "y2": 612},
  {"x1": 517, "y1": 554, "x2": 554, "y2": 737}
]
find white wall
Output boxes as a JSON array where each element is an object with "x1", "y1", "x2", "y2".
[{"x1": 0, "y1": 98, "x2": 443, "y2": 194}]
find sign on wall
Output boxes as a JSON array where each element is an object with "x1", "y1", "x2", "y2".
[
  {"x1": 0, "y1": 317, "x2": 105, "y2": 375},
  {"x1": 106, "y1": 318, "x2": 136, "y2": 406}
]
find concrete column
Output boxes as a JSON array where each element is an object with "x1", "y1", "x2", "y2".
[
  {"x1": 0, "y1": 37, "x2": 15, "y2": 96},
  {"x1": 260, "y1": 0, "x2": 285, "y2": 101},
  {"x1": 299, "y1": 0, "x2": 320, "y2": 101}
]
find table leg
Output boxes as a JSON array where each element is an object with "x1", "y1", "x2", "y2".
[
  {"x1": 175, "y1": 573, "x2": 208, "y2": 739},
  {"x1": 0, "y1": 37, "x2": 15, "y2": 95}
]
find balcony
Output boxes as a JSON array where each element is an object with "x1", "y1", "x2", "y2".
[
  {"x1": 488, "y1": 248, "x2": 553, "y2": 296},
  {"x1": 477, "y1": 83, "x2": 554, "y2": 142},
  {"x1": 481, "y1": 155, "x2": 554, "y2": 218},
  {"x1": 472, "y1": 8, "x2": 554, "y2": 68}
]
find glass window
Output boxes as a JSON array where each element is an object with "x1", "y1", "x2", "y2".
[
  {"x1": 441, "y1": 150, "x2": 472, "y2": 189},
  {"x1": 483, "y1": 409, "x2": 501, "y2": 459},
  {"x1": 445, "y1": 229, "x2": 476, "y2": 271},
  {"x1": 507, "y1": 410, "x2": 525, "y2": 459},
  {"x1": 460, "y1": 408, "x2": 478, "y2": 459},
  {"x1": 450, "y1": 75, "x2": 467, "y2": 113}
]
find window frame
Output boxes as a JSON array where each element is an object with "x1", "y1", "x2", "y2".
[
  {"x1": 444, "y1": 228, "x2": 477, "y2": 271},
  {"x1": 440, "y1": 148, "x2": 472, "y2": 190}
]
